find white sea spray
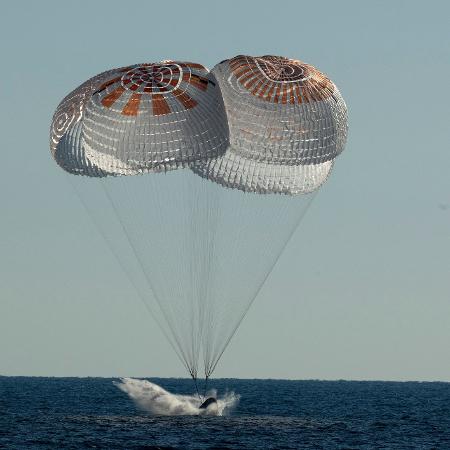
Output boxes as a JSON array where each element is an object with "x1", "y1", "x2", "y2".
[{"x1": 114, "y1": 377, "x2": 239, "y2": 416}]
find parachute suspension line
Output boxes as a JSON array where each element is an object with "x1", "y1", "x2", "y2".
[
  {"x1": 189, "y1": 174, "x2": 222, "y2": 382},
  {"x1": 122, "y1": 174, "x2": 200, "y2": 378},
  {"x1": 201, "y1": 187, "x2": 238, "y2": 377},
  {"x1": 212, "y1": 191, "x2": 317, "y2": 376},
  {"x1": 179, "y1": 170, "x2": 221, "y2": 380},
  {"x1": 156, "y1": 169, "x2": 220, "y2": 379},
  {"x1": 144, "y1": 172, "x2": 191, "y2": 369},
  {"x1": 201, "y1": 184, "x2": 255, "y2": 377},
  {"x1": 203, "y1": 189, "x2": 319, "y2": 378},
  {"x1": 100, "y1": 170, "x2": 223, "y2": 380},
  {"x1": 146, "y1": 169, "x2": 202, "y2": 378},
  {"x1": 143, "y1": 174, "x2": 196, "y2": 372},
  {"x1": 188, "y1": 170, "x2": 222, "y2": 380},
  {"x1": 67, "y1": 175, "x2": 189, "y2": 371},
  {"x1": 99, "y1": 177, "x2": 196, "y2": 376},
  {"x1": 182, "y1": 172, "x2": 201, "y2": 378},
  {"x1": 183, "y1": 169, "x2": 220, "y2": 379},
  {"x1": 201, "y1": 188, "x2": 271, "y2": 377}
]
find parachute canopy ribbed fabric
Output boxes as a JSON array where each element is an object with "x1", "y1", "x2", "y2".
[{"x1": 50, "y1": 55, "x2": 348, "y2": 195}]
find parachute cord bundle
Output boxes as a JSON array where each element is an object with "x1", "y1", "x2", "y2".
[
  {"x1": 202, "y1": 190, "x2": 317, "y2": 377},
  {"x1": 68, "y1": 175, "x2": 192, "y2": 372},
  {"x1": 70, "y1": 169, "x2": 317, "y2": 384}
]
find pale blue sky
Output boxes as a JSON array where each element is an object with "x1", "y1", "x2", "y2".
[{"x1": 1, "y1": 0, "x2": 449, "y2": 380}]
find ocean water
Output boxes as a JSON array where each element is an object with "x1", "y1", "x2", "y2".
[{"x1": 1, "y1": 377, "x2": 450, "y2": 449}]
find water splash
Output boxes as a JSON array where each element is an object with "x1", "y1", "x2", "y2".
[{"x1": 114, "y1": 378, "x2": 239, "y2": 416}]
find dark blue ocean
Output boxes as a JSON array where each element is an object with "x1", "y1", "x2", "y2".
[{"x1": 1, "y1": 377, "x2": 450, "y2": 449}]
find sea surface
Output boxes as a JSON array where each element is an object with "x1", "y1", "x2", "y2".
[{"x1": 1, "y1": 376, "x2": 450, "y2": 449}]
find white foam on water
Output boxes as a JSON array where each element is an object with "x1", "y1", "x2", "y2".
[{"x1": 114, "y1": 377, "x2": 239, "y2": 416}]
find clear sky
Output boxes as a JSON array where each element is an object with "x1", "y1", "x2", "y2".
[{"x1": 1, "y1": 0, "x2": 449, "y2": 381}]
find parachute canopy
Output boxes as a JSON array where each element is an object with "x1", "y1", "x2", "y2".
[
  {"x1": 192, "y1": 55, "x2": 347, "y2": 194},
  {"x1": 50, "y1": 55, "x2": 348, "y2": 382},
  {"x1": 51, "y1": 61, "x2": 229, "y2": 176}
]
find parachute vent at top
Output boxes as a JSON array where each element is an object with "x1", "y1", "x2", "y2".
[{"x1": 50, "y1": 54, "x2": 348, "y2": 384}]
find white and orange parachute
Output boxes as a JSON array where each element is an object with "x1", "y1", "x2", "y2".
[{"x1": 50, "y1": 55, "x2": 348, "y2": 384}]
